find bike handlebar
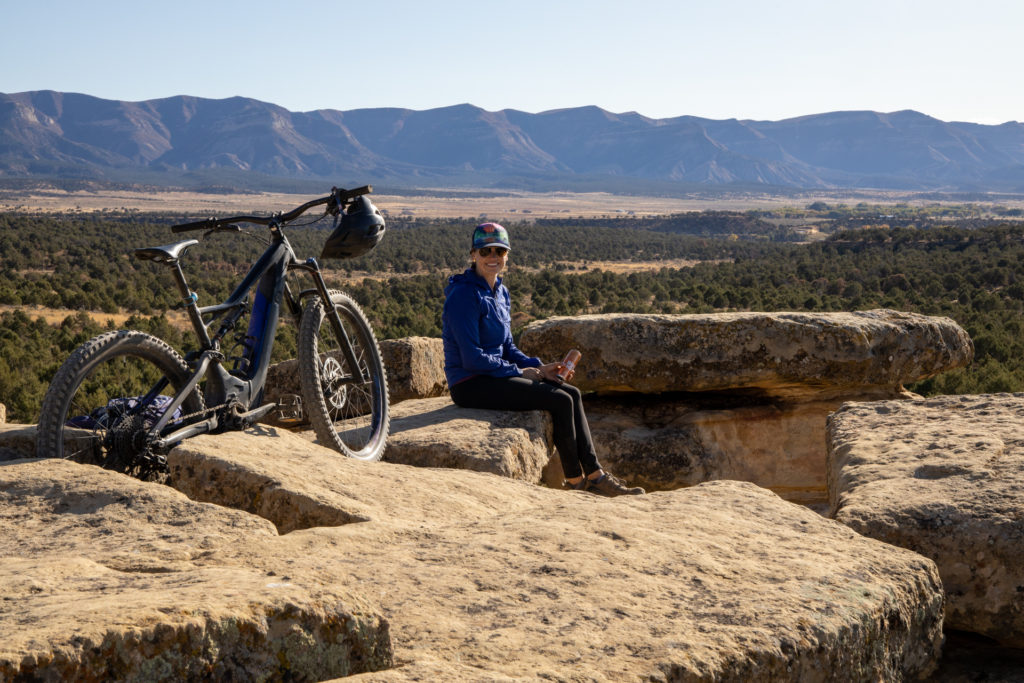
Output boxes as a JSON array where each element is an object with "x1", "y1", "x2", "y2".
[{"x1": 171, "y1": 185, "x2": 372, "y2": 233}]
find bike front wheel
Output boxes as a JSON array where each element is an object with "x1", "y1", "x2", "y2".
[
  {"x1": 298, "y1": 290, "x2": 390, "y2": 461},
  {"x1": 36, "y1": 330, "x2": 205, "y2": 479}
]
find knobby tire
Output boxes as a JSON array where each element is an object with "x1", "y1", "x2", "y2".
[
  {"x1": 297, "y1": 290, "x2": 389, "y2": 461},
  {"x1": 36, "y1": 330, "x2": 204, "y2": 479}
]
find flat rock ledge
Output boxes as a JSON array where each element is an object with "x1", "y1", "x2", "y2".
[
  {"x1": 176, "y1": 431, "x2": 944, "y2": 679},
  {"x1": 2, "y1": 429, "x2": 945, "y2": 680},
  {"x1": 0, "y1": 457, "x2": 392, "y2": 681},
  {"x1": 827, "y1": 393, "x2": 1024, "y2": 647},
  {"x1": 519, "y1": 309, "x2": 972, "y2": 399},
  {"x1": 383, "y1": 396, "x2": 556, "y2": 483},
  {"x1": 510, "y1": 309, "x2": 972, "y2": 503},
  {"x1": 259, "y1": 311, "x2": 971, "y2": 503}
]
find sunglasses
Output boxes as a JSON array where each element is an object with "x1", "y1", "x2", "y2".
[{"x1": 477, "y1": 246, "x2": 509, "y2": 257}]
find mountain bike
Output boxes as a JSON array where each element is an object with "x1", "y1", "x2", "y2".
[{"x1": 36, "y1": 186, "x2": 390, "y2": 478}]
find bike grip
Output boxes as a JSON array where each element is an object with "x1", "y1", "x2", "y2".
[
  {"x1": 337, "y1": 185, "x2": 372, "y2": 201},
  {"x1": 172, "y1": 218, "x2": 218, "y2": 233}
]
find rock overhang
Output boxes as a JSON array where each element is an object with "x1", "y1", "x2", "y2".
[{"x1": 519, "y1": 309, "x2": 973, "y2": 399}]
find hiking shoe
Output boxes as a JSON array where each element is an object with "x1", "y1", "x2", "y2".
[
  {"x1": 563, "y1": 478, "x2": 588, "y2": 491},
  {"x1": 585, "y1": 473, "x2": 645, "y2": 497}
]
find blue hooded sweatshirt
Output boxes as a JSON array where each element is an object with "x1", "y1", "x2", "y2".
[{"x1": 442, "y1": 268, "x2": 540, "y2": 386}]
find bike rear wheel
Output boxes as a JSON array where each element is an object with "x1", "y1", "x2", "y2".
[
  {"x1": 36, "y1": 330, "x2": 204, "y2": 479},
  {"x1": 297, "y1": 290, "x2": 389, "y2": 461}
]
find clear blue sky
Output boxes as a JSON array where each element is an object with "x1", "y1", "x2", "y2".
[{"x1": 3, "y1": 0, "x2": 1021, "y2": 124}]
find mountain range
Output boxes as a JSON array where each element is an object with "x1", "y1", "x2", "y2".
[{"x1": 2, "y1": 90, "x2": 1024, "y2": 193}]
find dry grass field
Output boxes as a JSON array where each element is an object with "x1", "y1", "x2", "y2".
[
  {"x1": 0, "y1": 304, "x2": 191, "y2": 330},
  {"x1": 0, "y1": 187, "x2": 939, "y2": 219}
]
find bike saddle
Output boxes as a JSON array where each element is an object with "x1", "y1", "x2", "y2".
[{"x1": 133, "y1": 239, "x2": 199, "y2": 264}]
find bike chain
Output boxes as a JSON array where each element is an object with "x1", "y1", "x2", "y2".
[{"x1": 173, "y1": 404, "x2": 219, "y2": 426}]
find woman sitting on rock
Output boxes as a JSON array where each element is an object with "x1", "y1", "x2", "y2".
[{"x1": 441, "y1": 222, "x2": 644, "y2": 497}]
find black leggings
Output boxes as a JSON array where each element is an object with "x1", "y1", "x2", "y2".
[{"x1": 449, "y1": 375, "x2": 602, "y2": 479}]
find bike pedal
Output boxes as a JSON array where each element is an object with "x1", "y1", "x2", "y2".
[{"x1": 275, "y1": 394, "x2": 305, "y2": 424}]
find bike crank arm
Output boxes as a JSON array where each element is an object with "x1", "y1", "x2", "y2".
[{"x1": 150, "y1": 401, "x2": 277, "y2": 450}]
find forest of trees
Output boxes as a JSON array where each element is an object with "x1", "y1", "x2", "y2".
[{"x1": 1, "y1": 204, "x2": 1022, "y2": 422}]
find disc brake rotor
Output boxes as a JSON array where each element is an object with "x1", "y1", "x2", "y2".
[{"x1": 321, "y1": 356, "x2": 348, "y2": 410}]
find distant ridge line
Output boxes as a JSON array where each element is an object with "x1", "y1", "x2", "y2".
[{"x1": 1, "y1": 90, "x2": 1023, "y2": 193}]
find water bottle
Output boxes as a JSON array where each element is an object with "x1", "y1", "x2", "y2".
[{"x1": 557, "y1": 349, "x2": 582, "y2": 381}]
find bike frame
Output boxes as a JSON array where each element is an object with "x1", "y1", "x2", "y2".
[{"x1": 139, "y1": 193, "x2": 368, "y2": 452}]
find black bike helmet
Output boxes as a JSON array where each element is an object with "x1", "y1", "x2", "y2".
[{"x1": 320, "y1": 195, "x2": 386, "y2": 259}]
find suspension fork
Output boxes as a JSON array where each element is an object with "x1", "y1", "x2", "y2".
[{"x1": 293, "y1": 258, "x2": 367, "y2": 384}]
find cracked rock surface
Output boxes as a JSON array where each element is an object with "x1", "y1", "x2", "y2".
[
  {"x1": 0, "y1": 456, "x2": 392, "y2": 681},
  {"x1": 2, "y1": 427, "x2": 947, "y2": 680},
  {"x1": 828, "y1": 393, "x2": 1024, "y2": 647},
  {"x1": 170, "y1": 429, "x2": 944, "y2": 680}
]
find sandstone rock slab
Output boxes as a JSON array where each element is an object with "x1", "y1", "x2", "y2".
[
  {"x1": 168, "y1": 430, "x2": 945, "y2": 680},
  {"x1": 168, "y1": 429, "x2": 554, "y2": 533},
  {"x1": 0, "y1": 423, "x2": 35, "y2": 462},
  {"x1": 827, "y1": 393, "x2": 1024, "y2": 647},
  {"x1": 0, "y1": 458, "x2": 393, "y2": 681},
  {"x1": 362, "y1": 390, "x2": 868, "y2": 506},
  {"x1": 382, "y1": 396, "x2": 555, "y2": 482},
  {"x1": 519, "y1": 310, "x2": 972, "y2": 399}
]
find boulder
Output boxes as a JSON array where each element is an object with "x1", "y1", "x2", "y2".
[
  {"x1": 378, "y1": 336, "x2": 447, "y2": 403},
  {"x1": 519, "y1": 309, "x2": 972, "y2": 399},
  {"x1": 163, "y1": 429, "x2": 944, "y2": 681},
  {"x1": 0, "y1": 457, "x2": 392, "y2": 681},
  {"x1": 827, "y1": 393, "x2": 1024, "y2": 647},
  {"x1": 0, "y1": 423, "x2": 35, "y2": 461},
  {"x1": 382, "y1": 396, "x2": 554, "y2": 482}
]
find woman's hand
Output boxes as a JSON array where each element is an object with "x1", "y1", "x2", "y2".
[
  {"x1": 523, "y1": 363, "x2": 572, "y2": 382},
  {"x1": 540, "y1": 363, "x2": 563, "y2": 382},
  {"x1": 540, "y1": 362, "x2": 570, "y2": 382},
  {"x1": 521, "y1": 367, "x2": 544, "y2": 381}
]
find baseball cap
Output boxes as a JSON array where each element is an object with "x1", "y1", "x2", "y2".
[{"x1": 472, "y1": 222, "x2": 511, "y2": 251}]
